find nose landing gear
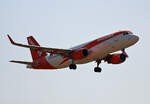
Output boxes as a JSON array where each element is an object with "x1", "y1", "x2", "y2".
[
  {"x1": 121, "y1": 48, "x2": 128, "y2": 57},
  {"x1": 94, "y1": 67, "x2": 102, "y2": 72},
  {"x1": 94, "y1": 59, "x2": 102, "y2": 72}
]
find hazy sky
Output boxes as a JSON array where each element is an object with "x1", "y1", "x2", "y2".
[{"x1": 0, "y1": 0, "x2": 150, "y2": 104}]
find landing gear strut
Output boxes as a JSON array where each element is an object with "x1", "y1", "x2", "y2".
[
  {"x1": 94, "y1": 59, "x2": 102, "y2": 72},
  {"x1": 121, "y1": 48, "x2": 128, "y2": 57},
  {"x1": 69, "y1": 54, "x2": 77, "y2": 70}
]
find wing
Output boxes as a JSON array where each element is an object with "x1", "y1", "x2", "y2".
[{"x1": 7, "y1": 35, "x2": 73, "y2": 55}]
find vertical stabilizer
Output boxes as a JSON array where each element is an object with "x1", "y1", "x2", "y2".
[{"x1": 27, "y1": 36, "x2": 47, "y2": 61}]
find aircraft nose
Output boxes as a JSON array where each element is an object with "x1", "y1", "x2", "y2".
[
  {"x1": 131, "y1": 35, "x2": 139, "y2": 44},
  {"x1": 133, "y1": 35, "x2": 139, "y2": 43}
]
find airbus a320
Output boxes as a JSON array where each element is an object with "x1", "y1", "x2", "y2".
[{"x1": 8, "y1": 30, "x2": 139, "y2": 72}]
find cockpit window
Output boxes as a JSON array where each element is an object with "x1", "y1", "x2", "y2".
[
  {"x1": 123, "y1": 32, "x2": 129, "y2": 36},
  {"x1": 123, "y1": 32, "x2": 133, "y2": 36}
]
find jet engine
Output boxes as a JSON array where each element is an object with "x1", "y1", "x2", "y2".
[
  {"x1": 72, "y1": 49, "x2": 88, "y2": 60},
  {"x1": 105, "y1": 53, "x2": 127, "y2": 64}
]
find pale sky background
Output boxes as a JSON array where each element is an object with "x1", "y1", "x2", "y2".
[{"x1": 0, "y1": 0, "x2": 150, "y2": 104}]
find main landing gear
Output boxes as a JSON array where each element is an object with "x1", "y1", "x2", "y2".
[
  {"x1": 94, "y1": 59, "x2": 102, "y2": 73},
  {"x1": 69, "y1": 56, "x2": 77, "y2": 70},
  {"x1": 69, "y1": 64, "x2": 77, "y2": 70}
]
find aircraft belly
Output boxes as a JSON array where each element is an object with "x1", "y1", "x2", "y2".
[{"x1": 46, "y1": 55, "x2": 72, "y2": 68}]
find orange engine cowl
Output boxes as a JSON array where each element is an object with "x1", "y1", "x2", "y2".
[
  {"x1": 106, "y1": 53, "x2": 127, "y2": 64},
  {"x1": 72, "y1": 49, "x2": 88, "y2": 60}
]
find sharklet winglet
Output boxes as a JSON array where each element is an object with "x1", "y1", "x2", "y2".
[{"x1": 7, "y1": 34, "x2": 15, "y2": 44}]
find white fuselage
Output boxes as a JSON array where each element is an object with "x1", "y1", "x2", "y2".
[{"x1": 45, "y1": 33, "x2": 139, "y2": 69}]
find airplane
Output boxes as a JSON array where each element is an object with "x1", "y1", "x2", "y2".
[{"x1": 7, "y1": 30, "x2": 139, "y2": 72}]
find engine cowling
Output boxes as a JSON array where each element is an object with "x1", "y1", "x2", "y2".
[
  {"x1": 106, "y1": 53, "x2": 127, "y2": 64},
  {"x1": 72, "y1": 49, "x2": 88, "y2": 60}
]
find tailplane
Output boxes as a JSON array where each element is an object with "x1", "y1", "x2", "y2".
[
  {"x1": 27, "y1": 36, "x2": 47, "y2": 61},
  {"x1": 10, "y1": 60, "x2": 36, "y2": 69},
  {"x1": 10, "y1": 60, "x2": 33, "y2": 65}
]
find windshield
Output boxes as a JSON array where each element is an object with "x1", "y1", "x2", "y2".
[{"x1": 123, "y1": 32, "x2": 133, "y2": 36}]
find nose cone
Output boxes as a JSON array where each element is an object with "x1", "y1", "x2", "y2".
[
  {"x1": 132, "y1": 35, "x2": 139, "y2": 43},
  {"x1": 124, "y1": 34, "x2": 139, "y2": 48}
]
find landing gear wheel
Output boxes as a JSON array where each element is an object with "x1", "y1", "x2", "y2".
[
  {"x1": 94, "y1": 67, "x2": 102, "y2": 72},
  {"x1": 69, "y1": 64, "x2": 77, "y2": 70},
  {"x1": 94, "y1": 59, "x2": 102, "y2": 72}
]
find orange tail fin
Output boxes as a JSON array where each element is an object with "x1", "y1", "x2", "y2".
[{"x1": 27, "y1": 36, "x2": 47, "y2": 61}]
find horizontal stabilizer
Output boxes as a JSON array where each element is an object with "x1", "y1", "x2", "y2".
[{"x1": 10, "y1": 60, "x2": 33, "y2": 65}]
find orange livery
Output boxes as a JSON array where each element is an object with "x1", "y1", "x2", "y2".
[{"x1": 8, "y1": 30, "x2": 139, "y2": 72}]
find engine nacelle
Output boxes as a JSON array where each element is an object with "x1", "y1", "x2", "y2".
[
  {"x1": 106, "y1": 53, "x2": 127, "y2": 64},
  {"x1": 72, "y1": 49, "x2": 88, "y2": 60}
]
